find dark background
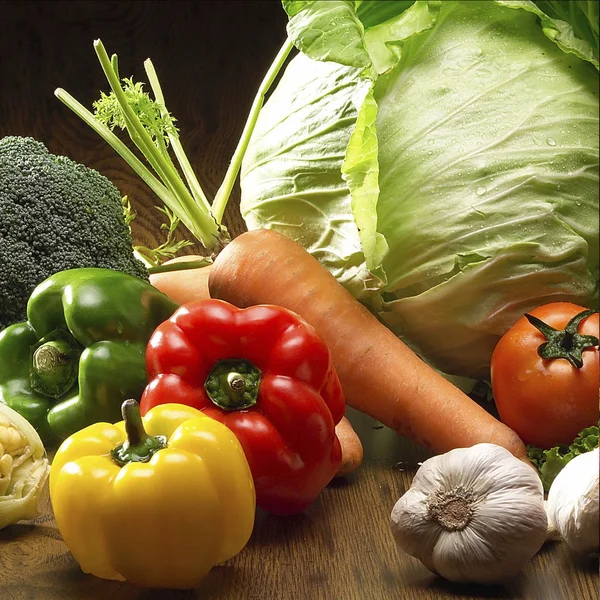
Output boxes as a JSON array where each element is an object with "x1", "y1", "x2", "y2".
[
  {"x1": 0, "y1": 0, "x2": 288, "y2": 246},
  {"x1": 1, "y1": 4, "x2": 599, "y2": 599}
]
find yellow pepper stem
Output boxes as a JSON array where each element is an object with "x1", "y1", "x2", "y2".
[{"x1": 111, "y1": 400, "x2": 167, "y2": 467}]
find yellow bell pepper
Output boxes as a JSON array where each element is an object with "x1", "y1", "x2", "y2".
[{"x1": 49, "y1": 400, "x2": 256, "y2": 589}]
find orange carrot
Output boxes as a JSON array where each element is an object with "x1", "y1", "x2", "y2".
[
  {"x1": 208, "y1": 229, "x2": 529, "y2": 461},
  {"x1": 149, "y1": 256, "x2": 212, "y2": 304},
  {"x1": 334, "y1": 416, "x2": 364, "y2": 477}
]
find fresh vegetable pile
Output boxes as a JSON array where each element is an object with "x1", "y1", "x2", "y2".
[
  {"x1": 241, "y1": 0, "x2": 599, "y2": 381},
  {"x1": 0, "y1": 0, "x2": 598, "y2": 592}
]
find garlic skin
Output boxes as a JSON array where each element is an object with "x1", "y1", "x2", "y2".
[
  {"x1": 546, "y1": 448, "x2": 599, "y2": 555},
  {"x1": 390, "y1": 443, "x2": 547, "y2": 584},
  {"x1": 544, "y1": 500, "x2": 562, "y2": 542}
]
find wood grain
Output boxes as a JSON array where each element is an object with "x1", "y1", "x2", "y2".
[
  {"x1": 0, "y1": 2, "x2": 598, "y2": 599},
  {"x1": 0, "y1": 0, "x2": 283, "y2": 249},
  {"x1": 1, "y1": 409, "x2": 598, "y2": 600}
]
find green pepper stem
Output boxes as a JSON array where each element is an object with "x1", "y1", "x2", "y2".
[
  {"x1": 111, "y1": 400, "x2": 167, "y2": 467},
  {"x1": 33, "y1": 340, "x2": 72, "y2": 372},
  {"x1": 30, "y1": 331, "x2": 81, "y2": 398}
]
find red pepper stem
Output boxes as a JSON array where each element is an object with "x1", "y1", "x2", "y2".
[
  {"x1": 111, "y1": 399, "x2": 167, "y2": 467},
  {"x1": 205, "y1": 359, "x2": 261, "y2": 411}
]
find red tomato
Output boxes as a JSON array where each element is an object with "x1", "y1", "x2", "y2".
[{"x1": 491, "y1": 302, "x2": 599, "y2": 449}]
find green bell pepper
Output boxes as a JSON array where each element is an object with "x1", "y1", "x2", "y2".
[{"x1": 0, "y1": 268, "x2": 177, "y2": 444}]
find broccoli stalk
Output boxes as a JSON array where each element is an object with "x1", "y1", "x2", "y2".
[{"x1": 54, "y1": 38, "x2": 295, "y2": 265}]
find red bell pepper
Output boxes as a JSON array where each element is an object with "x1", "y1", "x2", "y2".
[{"x1": 140, "y1": 299, "x2": 345, "y2": 515}]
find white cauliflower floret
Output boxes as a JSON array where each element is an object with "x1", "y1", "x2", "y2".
[{"x1": 0, "y1": 404, "x2": 50, "y2": 528}]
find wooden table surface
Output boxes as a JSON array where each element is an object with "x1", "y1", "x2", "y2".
[
  {"x1": 1, "y1": 407, "x2": 598, "y2": 600},
  {"x1": 0, "y1": 2, "x2": 598, "y2": 599}
]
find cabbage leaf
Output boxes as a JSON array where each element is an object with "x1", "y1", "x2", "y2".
[
  {"x1": 372, "y1": 0, "x2": 599, "y2": 377},
  {"x1": 240, "y1": 55, "x2": 385, "y2": 296},
  {"x1": 283, "y1": 0, "x2": 373, "y2": 69},
  {"x1": 534, "y1": 0, "x2": 599, "y2": 63}
]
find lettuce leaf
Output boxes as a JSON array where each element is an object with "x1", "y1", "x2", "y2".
[{"x1": 528, "y1": 423, "x2": 599, "y2": 492}]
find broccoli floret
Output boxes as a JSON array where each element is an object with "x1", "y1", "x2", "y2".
[{"x1": 0, "y1": 136, "x2": 149, "y2": 330}]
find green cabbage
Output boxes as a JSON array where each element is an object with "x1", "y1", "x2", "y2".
[
  {"x1": 534, "y1": 0, "x2": 599, "y2": 56},
  {"x1": 241, "y1": 0, "x2": 599, "y2": 379}
]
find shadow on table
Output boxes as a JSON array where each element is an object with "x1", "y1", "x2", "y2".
[
  {"x1": 427, "y1": 576, "x2": 526, "y2": 599},
  {"x1": 370, "y1": 556, "x2": 527, "y2": 600},
  {"x1": 1, "y1": 562, "x2": 247, "y2": 600},
  {"x1": 566, "y1": 549, "x2": 599, "y2": 574}
]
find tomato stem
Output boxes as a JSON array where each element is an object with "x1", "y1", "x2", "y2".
[{"x1": 525, "y1": 309, "x2": 599, "y2": 369}]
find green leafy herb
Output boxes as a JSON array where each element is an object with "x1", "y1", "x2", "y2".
[
  {"x1": 528, "y1": 422, "x2": 599, "y2": 492},
  {"x1": 135, "y1": 207, "x2": 195, "y2": 267},
  {"x1": 122, "y1": 195, "x2": 135, "y2": 227},
  {"x1": 93, "y1": 78, "x2": 178, "y2": 149},
  {"x1": 55, "y1": 36, "x2": 295, "y2": 262},
  {"x1": 122, "y1": 197, "x2": 193, "y2": 267}
]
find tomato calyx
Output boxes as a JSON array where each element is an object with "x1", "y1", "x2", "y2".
[{"x1": 525, "y1": 309, "x2": 599, "y2": 369}]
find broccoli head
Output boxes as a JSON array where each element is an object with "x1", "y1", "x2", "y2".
[{"x1": 0, "y1": 136, "x2": 149, "y2": 330}]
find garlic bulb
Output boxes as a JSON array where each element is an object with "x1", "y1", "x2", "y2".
[
  {"x1": 546, "y1": 448, "x2": 599, "y2": 555},
  {"x1": 544, "y1": 500, "x2": 562, "y2": 542},
  {"x1": 390, "y1": 443, "x2": 547, "y2": 584},
  {"x1": 0, "y1": 403, "x2": 50, "y2": 529}
]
